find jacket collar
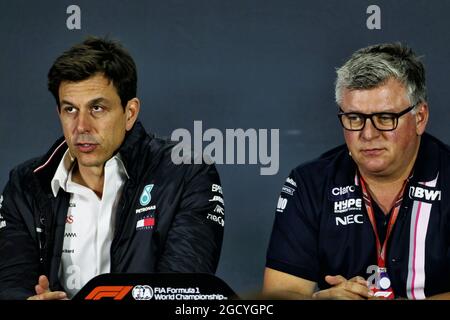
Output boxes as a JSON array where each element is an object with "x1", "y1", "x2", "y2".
[
  {"x1": 328, "y1": 132, "x2": 441, "y2": 187},
  {"x1": 32, "y1": 121, "x2": 151, "y2": 192},
  {"x1": 115, "y1": 121, "x2": 152, "y2": 181},
  {"x1": 410, "y1": 132, "x2": 440, "y2": 185}
]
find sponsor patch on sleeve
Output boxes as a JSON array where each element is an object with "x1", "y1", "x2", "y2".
[
  {"x1": 0, "y1": 195, "x2": 6, "y2": 229},
  {"x1": 207, "y1": 213, "x2": 224, "y2": 227},
  {"x1": 285, "y1": 177, "x2": 297, "y2": 188},
  {"x1": 276, "y1": 196, "x2": 288, "y2": 213},
  {"x1": 211, "y1": 184, "x2": 223, "y2": 195},
  {"x1": 207, "y1": 184, "x2": 225, "y2": 226},
  {"x1": 281, "y1": 185, "x2": 295, "y2": 196},
  {"x1": 208, "y1": 195, "x2": 224, "y2": 205}
]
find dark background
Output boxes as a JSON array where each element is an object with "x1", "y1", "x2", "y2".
[{"x1": 1, "y1": 0, "x2": 450, "y2": 296}]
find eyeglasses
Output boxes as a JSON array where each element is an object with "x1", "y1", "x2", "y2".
[{"x1": 337, "y1": 105, "x2": 416, "y2": 131}]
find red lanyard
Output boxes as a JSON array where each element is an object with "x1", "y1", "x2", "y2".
[{"x1": 358, "y1": 174, "x2": 409, "y2": 267}]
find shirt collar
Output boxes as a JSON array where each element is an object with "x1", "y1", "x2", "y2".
[
  {"x1": 50, "y1": 151, "x2": 129, "y2": 197},
  {"x1": 51, "y1": 150, "x2": 74, "y2": 197}
]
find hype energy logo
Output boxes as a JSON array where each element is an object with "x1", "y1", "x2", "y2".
[{"x1": 140, "y1": 184, "x2": 154, "y2": 206}]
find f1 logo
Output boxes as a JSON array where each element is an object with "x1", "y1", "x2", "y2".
[{"x1": 85, "y1": 286, "x2": 133, "y2": 300}]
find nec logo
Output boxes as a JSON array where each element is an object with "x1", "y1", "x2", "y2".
[
  {"x1": 335, "y1": 214, "x2": 363, "y2": 226},
  {"x1": 409, "y1": 186, "x2": 441, "y2": 202}
]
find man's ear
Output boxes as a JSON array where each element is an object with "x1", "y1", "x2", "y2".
[
  {"x1": 415, "y1": 102, "x2": 429, "y2": 136},
  {"x1": 125, "y1": 98, "x2": 140, "y2": 131}
]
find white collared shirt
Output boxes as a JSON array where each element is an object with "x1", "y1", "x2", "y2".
[{"x1": 51, "y1": 150, "x2": 128, "y2": 298}]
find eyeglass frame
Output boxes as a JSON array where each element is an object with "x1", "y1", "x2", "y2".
[{"x1": 337, "y1": 104, "x2": 417, "y2": 131}]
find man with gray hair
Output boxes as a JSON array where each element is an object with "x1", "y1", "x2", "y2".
[{"x1": 263, "y1": 43, "x2": 450, "y2": 299}]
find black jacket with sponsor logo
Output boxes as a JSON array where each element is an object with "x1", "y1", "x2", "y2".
[
  {"x1": 266, "y1": 133, "x2": 450, "y2": 299},
  {"x1": 0, "y1": 121, "x2": 224, "y2": 299}
]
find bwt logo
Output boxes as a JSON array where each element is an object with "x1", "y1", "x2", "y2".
[
  {"x1": 85, "y1": 286, "x2": 133, "y2": 300},
  {"x1": 132, "y1": 285, "x2": 154, "y2": 300},
  {"x1": 409, "y1": 186, "x2": 441, "y2": 202}
]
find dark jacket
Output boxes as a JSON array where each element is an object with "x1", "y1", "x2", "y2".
[{"x1": 0, "y1": 122, "x2": 224, "y2": 299}]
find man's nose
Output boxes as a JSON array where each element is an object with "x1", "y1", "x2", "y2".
[
  {"x1": 76, "y1": 110, "x2": 92, "y2": 133},
  {"x1": 360, "y1": 118, "x2": 380, "y2": 140}
]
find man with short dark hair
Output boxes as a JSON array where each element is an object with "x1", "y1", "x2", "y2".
[
  {"x1": 264, "y1": 43, "x2": 450, "y2": 299},
  {"x1": 0, "y1": 37, "x2": 225, "y2": 300}
]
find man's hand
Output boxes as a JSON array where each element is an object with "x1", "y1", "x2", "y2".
[
  {"x1": 27, "y1": 275, "x2": 68, "y2": 300},
  {"x1": 312, "y1": 275, "x2": 373, "y2": 300}
]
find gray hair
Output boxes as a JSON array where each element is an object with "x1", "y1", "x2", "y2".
[{"x1": 335, "y1": 43, "x2": 427, "y2": 107}]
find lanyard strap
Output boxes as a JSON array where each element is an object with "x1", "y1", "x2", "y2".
[{"x1": 358, "y1": 173, "x2": 409, "y2": 267}]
